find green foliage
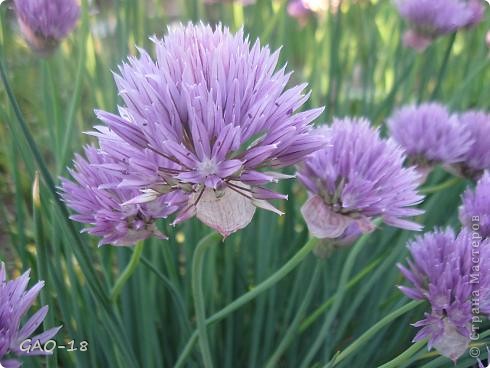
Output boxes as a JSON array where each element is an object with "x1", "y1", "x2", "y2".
[{"x1": 0, "y1": 1, "x2": 489, "y2": 367}]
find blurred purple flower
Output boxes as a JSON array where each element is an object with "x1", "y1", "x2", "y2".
[
  {"x1": 387, "y1": 103, "x2": 473, "y2": 182},
  {"x1": 288, "y1": 0, "x2": 311, "y2": 20},
  {"x1": 91, "y1": 23, "x2": 325, "y2": 237},
  {"x1": 465, "y1": 0, "x2": 486, "y2": 28},
  {"x1": 450, "y1": 110, "x2": 490, "y2": 179},
  {"x1": 14, "y1": 0, "x2": 80, "y2": 55},
  {"x1": 460, "y1": 172, "x2": 490, "y2": 239},
  {"x1": 395, "y1": 0, "x2": 478, "y2": 51},
  {"x1": 297, "y1": 118, "x2": 424, "y2": 241},
  {"x1": 288, "y1": 0, "x2": 333, "y2": 24},
  {"x1": 61, "y1": 145, "x2": 183, "y2": 246},
  {"x1": 399, "y1": 229, "x2": 490, "y2": 362},
  {"x1": 0, "y1": 263, "x2": 61, "y2": 368}
]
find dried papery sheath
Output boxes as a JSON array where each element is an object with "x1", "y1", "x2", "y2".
[
  {"x1": 14, "y1": 0, "x2": 80, "y2": 56},
  {"x1": 0, "y1": 263, "x2": 61, "y2": 368},
  {"x1": 399, "y1": 229, "x2": 490, "y2": 362},
  {"x1": 91, "y1": 23, "x2": 325, "y2": 237},
  {"x1": 298, "y1": 118, "x2": 424, "y2": 242}
]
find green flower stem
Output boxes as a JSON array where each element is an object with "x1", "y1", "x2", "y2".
[
  {"x1": 327, "y1": 300, "x2": 423, "y2": 367},
  {"x1": 299, "y1": 255, "x2": 382, "y2": 333},
  {"x1": 192, "y1": 232, "x2": 221, "y2": 368},
  {"x1": 300, "y1": 228, "x2": 379, "y2": 368},
  {"x1": 110, "y1": 241, "x2": 145, "y2": 303},
  {"x1": 175, "y1": 237, "x2": 319, "y2": 368},
  {"x1": 0, "y1": 23, "x2": 140, "y2": 368},
  {"x1": 421, "y1": 176, "x2": 462, "y2": 194},
  {"x1": 377, "y1": 340, "x2": 426, "y2": 368},
  {"x1": 59, "y1": 0, "x2": 89, "y2": 173},
  {"x1": 430, "y1": 32, "x2": 457, "y2": 100},
  {"x1": 265, "y1": 260, "x2": 323, "y2": 368},
  {"x1": 140, "y1": 255, "x2": 192, "y2": 336}
]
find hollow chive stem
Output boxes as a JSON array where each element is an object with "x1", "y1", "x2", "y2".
[
  {"x1": 326, "y1": 300, "x2": 423, "y2": 367},
  {"x1": 111, "y1": 241, "x2": 145, "y2": 302},
  {"x1": 192, "y1": 232, "x2": 221, "y2": 368},
  {"x1": 175, "y1": 237, "x2": 319, "y2": 368}
]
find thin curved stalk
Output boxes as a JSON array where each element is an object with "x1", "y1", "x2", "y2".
[
  {"x1": 265, "y1": 260, "x2": 323, "y2": 368},
  {"x1": 192, "y1": 232, "x2": 221, "y2": 368},
  {"x1": 174, "y1": 237, "x2": 319, "y2": 368},
  {"x1": 300, "y1": 229, "x2": 379, "y2": 368},
  {"x1": 430, "y1": 32, "x2": 457, "y2": 100},
  {"x1": 299, "y1": 255, "x2": 382, "y2": 333},
  {"x1": 140, "y1": 255, "x2": 192, "y2": 336},
  {"x1": 111, "y1": 241, "x2": 145, "y2": 302},
  {"x1": 421, "y1": 176, "x2": 462, "y2": 194},
  {"x1": 377, "y1": 340, "x2": 426, "y2": 368},
  {"x1": 327, "y1": 300, "x2": 423, "y2": 367},
  {"x1": 59, "y1": 0, "x2": 90, "y2": 172}
]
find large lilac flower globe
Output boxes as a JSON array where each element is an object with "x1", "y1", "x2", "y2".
[
  {"x1": 452, "y1": 110, "x2": 490, "y2": 179},
  {"x1": 387, "y1": 102, "x2": 473, "y2": 182},
  {"x1": 459, "y1": 171, "x2": 490, "y2": 239},
  {"x1": 399, "y1": 229, "x2": 490, "y2": 362},
  {"x1": 63, "y1": 23, "x2": 325, "y2": 239},
  {"x1": 297, "y1": 118, "x2": 424, "y2": 243}
]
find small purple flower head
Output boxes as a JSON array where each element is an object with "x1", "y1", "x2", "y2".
[
  {"x1": 450, "y1": 110, "x2": 490, "y2": 179},
  {"x1": 0, "y1": 263, "x2": 61, "y2": 368},
  {"x1": 288, "y1": 0, "x2": 330, "y2": 23},
  {"x1": 398, "y1": 229, "x2": 490, "y2": 362},
  {"x1": 387, "y1": 103, "x2": 473, "y2": 181},
  {"x1": 61, "y1": 145, "x2": 182, "y2": 246},
  {"x1": 459, "y1": 172, "x2": 490, "y2": 240},
  {"x1": 14, "y1": 0, "x2": 80, "y2": 56},
  {"x1": 395, "y1": 0, "x2": 475, "y2": 51},
  {"x1": 297, "y1": 118, "x2": 424, "y2": 241},
  {"x1": 92, "y1": 23, "x2": 325, "y2": 237},
  {"x1": 288, "y1": 0, "x2": 311, "y2": 20}
]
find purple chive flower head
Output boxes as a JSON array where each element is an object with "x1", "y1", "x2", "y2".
[
  {"x1": 288, "y1": 0, "x2": 311, "y2": 21},
  {"x1": 395, "y1": 0, "x2": 476, "y2": 51},
  {"x1": 459, "y1": 172, "x2": 490, "y2": 239},
  {"x1": 14, "y1": 0, "x2": 80, "y2": 56},
  {"x1": 398, "y1": 229, "x2": 490, "y2": 362},
  {"x1": 0, "y1": 263, "x2": 61, "y2": 368},
  {"x1": 387, "y1": 103, "x2": 473, "y2": 181},
  {"x1": 91, "y1": 23, "x2": 325, "y2": 237},
  {"x1": 287, "y1": 0, "x2": 332, "y2": 23},
  {"x1": 61, "y1": 145, "x2": 182, "y2": 246},
  {"x1": 450, "y1": 110, "x2": 490, "y2": 179},
  {"x1": 297, "y1": 118, "x2": 424, "y2": 241}
]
